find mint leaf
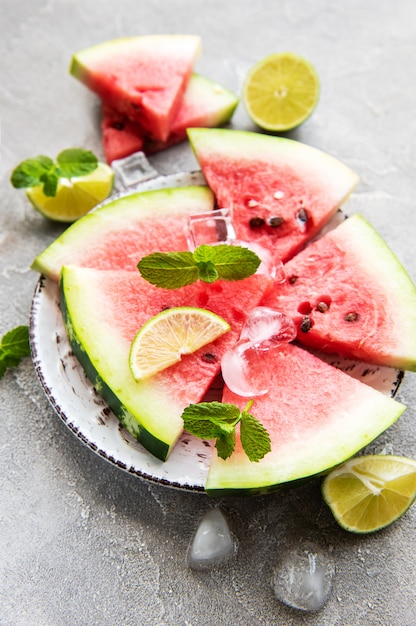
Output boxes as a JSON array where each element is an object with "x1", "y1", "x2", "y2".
[
  {"x1": 138, "y1": 244, "x2": 261, "y2": 289},
  {"x1": 10, "y1": 156, "x2": 55, "y2": 189},
  {"x1": 0, "y1": 325, "x2": 31, "y2": 378},
  {"x1": 240, "y1": 410, "x2": 271, "y2": 462},
  {"x1": 138, "y1": 251, "x2": 198, "y2": 289},
  {"x1": 56, "y1": 148, "x2": 98, "y2": 178},
  {"x1": 215, "y1": 430, "x2": 236, "y2": 460},
  {"x1": 10, "y1": 148, "x2": 99, "y2": 198},
  {"x1": 195, "y1": 244, "x2": 261, "y2": 281},
  {"x1": 181, "y1": 400, "x2": 271, "y2": 462}
]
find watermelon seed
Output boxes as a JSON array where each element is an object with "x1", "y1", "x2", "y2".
[
  {"x1": 249, "y1": 216, "x2": 266, "y2": 229},
  {"x1": 288, "y1": 275, "x2": 298, "y2": 284},
  {"x1": 345, "y1": 312, "x2": 359, "y2": 322},
  {"x1": 296, "y1": 208, "x2": 309, "y2": 224},
  {"x1": 316, "y1": 297, "x2": 331, "y2": 313},
  {"x1": 247, "y1": 199, "x2": 260, "y2": 208},
  {"x1": 300, "y1": 315, "x2": 312, "y2": 332},
  {"x1": 202, "y1": 352, "x2": 218, "y2": 363},
  {"x1": 111, "y1": 121, "x2": 125, "y2": 131},
  {"x1": 269, "y1": 216, "x2": 285, "y2": 228},
  {"x1": 273, "y1": 190, "x2": 285, "y2": 200}
]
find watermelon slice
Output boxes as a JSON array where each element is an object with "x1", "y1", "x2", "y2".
[
  {"x1": 188, "y1": 128, "x2": 359, "y2": 263},
  {"x1": 206, "y1": 342, "x2": 405, "y2": 496},
  {"x1": 70, "y1": 35, "x2": 201, "y2": 141},
  {"x1": 102, "y1": 74, "x2": 239, "y2": 163},
  {"x1": 261, "y1": 214, "x2": 416, "y2": 371},
  {"x1": 31, "y1": 185, "x2": 214, "y2": 281},
  {"x1": 60, "y1": 266, "x2": 271, "y2": 460}
]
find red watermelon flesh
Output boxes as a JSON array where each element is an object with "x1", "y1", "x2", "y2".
[
  {"x1": 261, "y1": 214, "x2": 416, "y2": 371},
  {"x1": 188, "y1": 128, "x2": 359, "y2": 264},
  {"x1": 102, "y1": 74, "x2": 239, "y2": 163},
  {"x1": 60, "y1": 265, "x2": 271, "y2": 460},
  {"x1": 205, "y1": 342, "x2": 405, "y2": 495},
  {"x1": 70, "y1": 35, "x2": 201, "y2": 141},
  {"x1": 32, "y1": 186, "x2": 215, "y2": 282}
]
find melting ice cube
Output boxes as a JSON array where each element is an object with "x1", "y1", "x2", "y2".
[
  {"x1": 240, "y1": 307, "x2": 297, "y2": 349},
  {"x1": 112, "y1": 151, "x2": 158, "y2": 190},
  {"x1": 186, "y1": 508, "x2": 236, "y2": 570},
  {"x1": 271, "y1": 543, "x2": 334, "y2": 612},
  {"x1": 221, "y1": 339, "x2": 270, "y2": 397},
  {"x1": 187, "y1": 208, "x2": 236, "y2": 249}
]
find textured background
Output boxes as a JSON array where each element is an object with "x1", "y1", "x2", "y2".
[{"x1": 1, "y1": 1, "x2": 415, "y2": 624}]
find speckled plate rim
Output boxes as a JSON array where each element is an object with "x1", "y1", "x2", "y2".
[{"x1": 29, "y1": 170, "x2": 404, "y2": 493}]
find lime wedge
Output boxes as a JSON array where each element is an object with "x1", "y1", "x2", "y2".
[
  {"x1": 322, "y1": 455, "x2": 416, "y2": 533},
  {"x1": 243, "y1": 52, "x2": 320, "y2": 132},
  {"x1": 26, "y1": 162, "x2": 114, "y2": 222},
  {"x1": 129, "y1": 306, "x2": 230, "y2": 380}
]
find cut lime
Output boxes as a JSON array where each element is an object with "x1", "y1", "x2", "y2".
[
  {"x1": 26, "y1": 162, "x2": 114, "y2": 222},
  {"x1": 243, "y1": 52, "x2": 320, "y2": 132},
  {"x1": 129, "y1": 306, "x2": 230, "y2": 380},
  {"x1": 322, "y1": 455, "x2": 416, "y2": 533}
]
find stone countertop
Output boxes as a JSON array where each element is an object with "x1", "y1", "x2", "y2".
[{"x1": 1, "y1": 1, "x2": 415, "y2": 624}]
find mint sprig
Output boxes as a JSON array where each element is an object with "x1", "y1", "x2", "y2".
[
  {"x1": 10, "y1": 148, "x2": 98, "y2": 197},
  {"x1": 181, "y1": 400, "x2": 271, "y2": 462},
  {"x1": 138, "y1": 244, "x2": 261, "y2": 289},
  {"x1": 0, "y1": 325, "x2": 31, "y2": 378}
]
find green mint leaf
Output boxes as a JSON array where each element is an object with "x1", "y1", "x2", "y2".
[
  {"x1": 40, "y1": 171, "x2": 59, "y2": 197},
  {"x1": 195, "y1": 260, "x2": 219, "y2": 283},
  {"x1": 56, "y1": 148, "x2": 98, "y2": 178},
  {"x1": 198, "y1": 244, "x2": 261, "y2": 281},
  {"x1": 215, "y1": 430, "x2": 236, "y2": 460},
  {"x1": 137, "y1": 251, "x2": 198, "y2": 289},
  {"x1": 10, "y1": 156, "x2": 55, "y2": 189},
  {"x1": 182, "y1": 401, "x2": 240, "y2": 439},
  {"x1": 239, "y1": 410, "x2": 271, "y2": 462},
  {"x1": 0, "y1": 325, "x2": 30, "y2": 378}
]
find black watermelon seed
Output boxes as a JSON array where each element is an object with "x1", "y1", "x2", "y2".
[
  {"x1": 202, "y1": 352, "x2": 217, "y2": 363},
  {"x1": 269, "y1": 216, "x2": 285, "y2": 228},
  {"x1": 316, "y1": 301, "x2": 329, "y2": 313},
  {"x1": 249, "y1": 216, "x2": 266, "y2": 229},
  {"x1": 296, "y1": 208, "x2": 309, "y2": 224},
  {"x1": 300, "y1": 315, "x2": 312, "y2": 332},
  {"x1": 345, "y1": 312, "x2": 359, "y2": 322},
  {"x1": 288, "y1": 275, "x2": 298, "y2": 284}
]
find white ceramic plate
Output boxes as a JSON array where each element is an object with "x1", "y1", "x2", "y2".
[{"x1": 29, "y1": 171, "x2": 404, "y2": 493}]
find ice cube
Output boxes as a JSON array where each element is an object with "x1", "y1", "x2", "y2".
[
  {"x1": 186, "y1": 508, "x2": 236, "y2": 570},
  {"x1": 221, "y1": 339, "x2": 270, "y2": 397},
  {"x1": 240, "y1": 307, "x2": 297, "y2": 349},
  {"x1": 271, "y1": 543, "x2": 334, "y2": 612},
  {"x1": 187, "y1": 208, "x2": 236, "y2": 250},
  {"x1": 111, "y1": 151, "x2": 159, "y2": 190}
]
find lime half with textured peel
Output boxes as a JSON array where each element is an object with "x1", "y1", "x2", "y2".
[
  {"x1": 129, "y1": 306, "x2": 230, "y2": 380},
  {"x1": 26, "y1": 161, "x2": 114, "y2": 222},
  {"x1": 322, "y1": 455, "x2": 416, "y2": 533},
  {"x1": 243, "y1": 52, "x2": 320, "y2": 132}
]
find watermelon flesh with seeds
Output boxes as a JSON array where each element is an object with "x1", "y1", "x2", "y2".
[
  {"x1": 60, "y1": 266, "x2": 271, "y2": 461},
  {"x1": 206, "y1": 342, "x2": 405, "y2": 496},
  {"x1": 187, "y1": 128, "x2": 359, "y2": 264},
  {"x1": 31, "y1": 186, "x2": 215, "y2": 282},
  {"x1": 102, "y1": 74, "x2": 239, "y2": 163},
  {"x1": 261, "y1": 214, "x2": 416, "y2": 371},
  {"x1": 70, "y1": 35, "x2": 201, "y2": 141}
]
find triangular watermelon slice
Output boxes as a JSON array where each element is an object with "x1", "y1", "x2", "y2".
[
  {"x1": 188, "y1": 128, "x2": 359, "y2": 263},
  {"x1": 102, "y1": 74, "x2": 239, "y2": 163},
  {"x1": 261, "y1": 214, "x2": 416, "y2": 371},
  {"x1": 70, "y1": 35, "x2": 201, "y2": 141},
  {"x1": 206, "y1": 342, "x2": 405, "y2": 495},
  {"x1": 60, "y1": 266, "x2": 271, "y2": 461},
  {"x1": 31, "y1": 185, "x2": 215, "y2": 282}
]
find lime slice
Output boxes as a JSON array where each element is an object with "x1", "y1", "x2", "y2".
[
  {"x1": 129, "y1": 306, "x2": 230, "y2": 380},
  {"x1": 322, "y1": 455, "x2": 416, "y2": 533},
  {"x1": 243, "y1": 52, "x2": 320, "y2": 132},
  {"x1": 26, "y1": 162, "x2": 114, "y2": 222}
]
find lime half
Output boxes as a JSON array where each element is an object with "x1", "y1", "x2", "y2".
[
  {"x1": 26, "y1": 161, "x2": 114, "y2": 222},
  {"x1": 243, "y1": 52, "x2": 320, "y2": 132},
  {"x1": 322, "y1": 455, "x2": 416, "y2": 533},
  {"x1": 129, "y1": 306, "x2": 230, "y2": 380}
]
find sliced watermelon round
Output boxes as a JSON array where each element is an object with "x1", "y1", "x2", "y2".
[
  {"x1": 60, "y1": 266, "x2": 271, "y2": 460},
  {"x1": 188, "y1": 128, "x2": 359, "y2": 263},
  {"x1": 31, "y1": 185, "x2": 214, "y2": 281},
  {"x1": 70, "y1": 35, "x2": 201, "y2": 142},
  {"x1": 102, "y1": 74, "x2": 239, "y2": 163},
  {"x1": 206, "y1": 342, "x2": 405, "y2": 496},
  {"x1": 261, "y1": 214, "x2": 416, "y2": 371}
]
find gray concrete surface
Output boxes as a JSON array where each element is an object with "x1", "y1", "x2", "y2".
[{"x1": 1, "y1": 1, "x2": 415, "y2": 624}]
